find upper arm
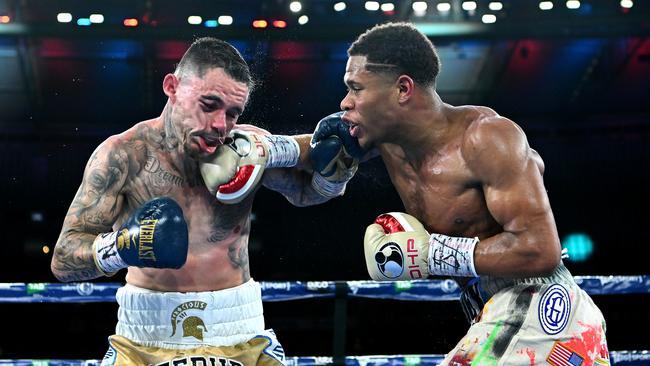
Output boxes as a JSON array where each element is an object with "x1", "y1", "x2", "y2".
[
  {"x1": 464, "y1": 118, "x2": 560, "y2": 259},
  {"x1": 61, "y1": 136, "x2": 130, "y2": 236}
]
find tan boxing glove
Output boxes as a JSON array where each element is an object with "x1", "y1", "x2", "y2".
[
  {"x1": 200, "y1": 131, "x2": 299, "y2": 204},
  {"x1": 364, "y1": 212, "x2": 479, "y2": 280}
]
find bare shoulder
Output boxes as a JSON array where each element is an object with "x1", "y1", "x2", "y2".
[
  {"x1": 101, "y1": 120, "x2": 157, "y2": 160},
  {"x1": 460, "y1": 108, "x2": 530, "y2": 181}
]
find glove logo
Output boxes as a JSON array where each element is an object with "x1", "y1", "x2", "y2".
[
  {"x1": 138, "y1": 219, "x2": 157, "y2": 261},
  {"x1": 116, "y1": 228, "x2": 130, "y2": 250},
  {"x1": 374, "y1": 242, "x2": 404, "y2": 279}
]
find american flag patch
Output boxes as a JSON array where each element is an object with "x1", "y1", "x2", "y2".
[{"x1": 546, "y1": 341, "x2": 584, "y2": 366}]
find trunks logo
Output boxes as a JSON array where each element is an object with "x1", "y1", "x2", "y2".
[
  {"x1": 170, "y1": 301, "x2": 208, "y2": 341},
  {"x1": 137, "y1": 219, "x2": 157, "y2": 261},
  {"x1": 538, "y1": 284, "x2": 571, "y2": 335},
  {"x1": 375, "y1": 242, "x2": 404, "y2": 279}
]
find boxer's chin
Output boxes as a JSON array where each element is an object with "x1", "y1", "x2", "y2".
[
  {"x1": 185, "y1": 140, "x2": 203, "y2": 160},
  {"x1": 357, "y1": 135, "x2": 372, "y2": 150}
]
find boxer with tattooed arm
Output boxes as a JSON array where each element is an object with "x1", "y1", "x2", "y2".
[{"x1": 50, "y1": 37, "x2": 356, "y2": 366}]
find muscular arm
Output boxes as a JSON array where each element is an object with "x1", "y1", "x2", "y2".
[
  {"x1": 262, "y1": 134, "x2": 333, "y2": 207},
  {"x1": 51, "y1": 137, "x2": 129, "y2": 281},
  {"x1": 464, "y1": 117, "x2": 561, "y2": 278}
]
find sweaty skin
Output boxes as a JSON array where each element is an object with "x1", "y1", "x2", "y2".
[
  {"x1": 52, "y1": 67, "x2": 327, "y2": 291},
  {"x1": 341, "y1": 56, "x2": 561, "y2": 279}
]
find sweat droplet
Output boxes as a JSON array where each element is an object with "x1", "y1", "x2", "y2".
[{"x1": 433, "y1": 168, "x2": 442, "y2": 175}]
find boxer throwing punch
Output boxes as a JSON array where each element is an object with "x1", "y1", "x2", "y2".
[
  {"x1": 314, "y1": 23, "x2": 610, "y2": 365},
  {"x1": 51, "y1": 37, "x2": 358, "y2": 365}
]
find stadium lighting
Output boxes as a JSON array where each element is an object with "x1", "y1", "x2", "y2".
[
  {"x1": 289, "y1": 1, "x2": 302, "y2": 13},
  {"x1": 620, "y1": 0, "x2": 633, "y2": 8},
  {"x1": 187, "y1": 16, "x2": 202, "y2": 25},
  {"x1": 539, "y1": 1, "x2": 554, "y2": 10},
  {"x1": 437, "y1": 2, "x2": 452, "y2": 12},
  {"x1": 412, "y1": 1, "x2": 428, "y2": 12},
  {"x1": 89, "y1": 14, "x2": 104, "y2": 24},
  {"x1": 381, "y1": 3, "x2": 395, "y2": 12},
  {"x1": 462, "y1": 2, "x2": 477, "y2": 11},
  {"x1": 365, "y1": 1, "x2": 380, "y2": 11},
  {"x1": 0, "y1": 15, "x2": 9, "y2": 24},
  {"x1": 298, "y1": 15, "x2": 309, "y2": 24},
  {"x1": 252, "y1": 19, "x2": 268, "y2": 28},
  {"x1": 57, "y1": 13, "x2": 73, "y2": 23},
  {"x1": 334, "y1": 2, "x2": 347, "y2": 11},
  {"x1": 566, "y1": 0, "x2": 580, "y2": 9},
  {"x1": 272, "y1": 20, "x2": 287, "y2": 28},
  {"x1": 562, "y1": 233, "x2": 594, "y2": 262},
  {"x1": 489, "y1": 2, "x2": 503, "y2": 11},
  {"x1": 482, "y1": 14, "x2": 497, "y2": 23},
  {"x1": 123, "y1": 18, "x2": 139, "y2": 27},
  {"x1": 218, "y1": 16, "x2": 233, "y2": 25}
]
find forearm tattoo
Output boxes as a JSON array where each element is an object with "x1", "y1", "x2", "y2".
[
  {"x1": 53, "y1": 145, "x2": 129, "y2": 281},
  {"x1": 52, "y1": 233, "x2": 103, "y2": 281}
]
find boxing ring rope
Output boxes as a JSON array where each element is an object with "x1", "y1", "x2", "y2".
[{"x1": 1, "y1": 276, "x2": 649, "y2": 366}]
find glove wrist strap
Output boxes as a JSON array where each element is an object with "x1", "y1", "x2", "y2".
[
  {"x1": 263, "y1": 135, "x2": 300, "y2": 168},
  {"x1": 92, "y1": 231, "x2": 125, "y2": 276},
  {"x1": 311, "y1": 172, "x2": 348, "y2": 197},
  {"x1": 428, "y1": 234, "x2": 479, "y2": 277}
]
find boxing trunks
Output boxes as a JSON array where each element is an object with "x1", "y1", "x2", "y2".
[
  {"x1": 444, "y1": 262, "x2": 610, "y2": 366},
  {"x1": 100, "y1": 279, "x2": 286, "y2": 366}
]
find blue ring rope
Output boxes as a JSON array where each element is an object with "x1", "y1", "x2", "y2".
[
  {"x1": 1, "y1": 277, "x2": 648, "y2": 365},
  {"x1": 1, "y1": 276, "x2": 648, "y2": 303}
]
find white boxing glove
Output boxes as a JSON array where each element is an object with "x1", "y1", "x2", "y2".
[
  {"x1": 364, "y1": 212, "x2": 480, "y2": 281},
  {"x1": 200, "y1": 131, "x2": 300, "y2": 204}
]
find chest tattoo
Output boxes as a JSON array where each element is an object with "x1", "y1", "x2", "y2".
[{"x1": 207, "y1": 197, "x2": 253, "y2": 242}]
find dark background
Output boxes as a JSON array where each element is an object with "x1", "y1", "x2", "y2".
[{"x1": 1, "y1": 0, "x2": 649, "y2": 360}]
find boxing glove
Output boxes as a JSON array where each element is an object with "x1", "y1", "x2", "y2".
[
  {"x1": 92, "y1": 196, "x2": 188, "y2": 275},
  {"x1": 309, "y1": 112, "x2": 366, "y2": 197},
  {"x1": 364, "y1": 212, "x2": 479, "y2": 281},
  {"x1": 310, "y1": 136, "x2": 358, "y2": 197},
  {"x1": 200, "y1": 131, "x2": 300, "y2": 204},
  {"x1": 311, "y1": 112, "x2": 366, "y2": 159}
]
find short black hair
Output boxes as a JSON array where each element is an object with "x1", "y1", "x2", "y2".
[
  {"x1": 176, "y1": 37, "x2": 253, "y2": 89},
  {"x1": 348, "y1": 22, "x2": 440, "y2": 88}
]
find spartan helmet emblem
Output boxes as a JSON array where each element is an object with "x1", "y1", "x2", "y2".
[
  {"x1": 170, "y1": 301, "x2": 208, "y2": 340},
  {"x1": 182, "y1": 316, "x2": 207, "y2": 341}
]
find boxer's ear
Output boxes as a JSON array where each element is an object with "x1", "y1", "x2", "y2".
[
  {"x1": 163, "y1": 74, "x2": 179, "y2": 102},
  {"x1": 396, "y1": 75, "x2": 414, "y2": 104}
]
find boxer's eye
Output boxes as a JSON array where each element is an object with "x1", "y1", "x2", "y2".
[{"x1": 201, "y1": 103, "x2": 218, "y2": 112}]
